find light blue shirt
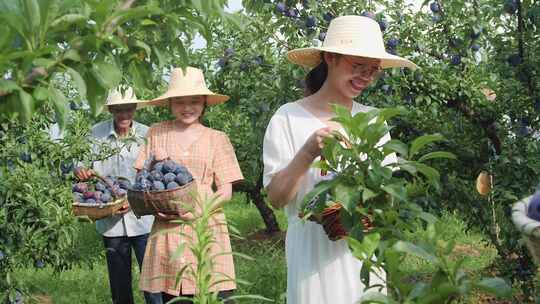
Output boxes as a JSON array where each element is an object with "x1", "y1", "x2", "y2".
[{"x1": 91, "y1": 119, "x2": 154, "y2": 237}]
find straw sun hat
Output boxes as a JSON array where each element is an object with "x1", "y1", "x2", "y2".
[
  {"x1": 104, "y1": 86, "x2": 147, "y2": 111},
  {"x1": 287, "y1": 15, "x2": 417, "y2": 70},
  {"x1": 149, "y1": 67, "x2": 229, "y2": 106}
]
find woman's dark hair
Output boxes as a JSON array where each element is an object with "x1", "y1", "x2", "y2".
[{"x1": 304, "y1": 53, "x2": 329, "y2": 95}]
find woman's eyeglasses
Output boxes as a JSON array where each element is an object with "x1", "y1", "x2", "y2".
[{"x1": 341, "y1": 56, "x2": 382, "y2": 79}]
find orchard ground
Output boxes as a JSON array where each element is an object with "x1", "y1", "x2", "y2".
[{"x1": 15, "y1": 194, "x2": 510, "y2": 303}]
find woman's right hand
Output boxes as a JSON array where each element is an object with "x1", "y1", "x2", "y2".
[
  {"x1": 300, "y1": 127, "x2": 334, "y2": 160},
  {"x1": 74, "y1": 167, "x2": 94, "y2": 181},
  {"x1": 156, "y1": 211, "x2": 195, "y2": 222}
]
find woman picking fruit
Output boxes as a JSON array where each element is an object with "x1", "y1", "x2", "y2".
[
  {"x1": 263, "y1": 16, "x2": 417, "y2": 304},
  {"x1": 134, "y1": 67, "x2": 243, "y2": 303}
]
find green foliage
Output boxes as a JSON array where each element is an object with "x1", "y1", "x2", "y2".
[
  {"x1": 0, "y1": 0, "x2": 234, "y2": 126},
  {"x1": 0, "y1": 110, "x2": 139, "y2": 300},
  {"x1": 157, "y1": 194, "x2": 272, "y2": 304},
  {"x1": 295, "y1": 107, "x2": 510, "y2": 302}
]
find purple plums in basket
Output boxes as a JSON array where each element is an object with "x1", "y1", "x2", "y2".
[
  {"x1": 72, "y1": 176, "x2": 127, "y2": 204},
  {"x1": 527, "y1": 191, "x2": 540, "y2": 221},
  {"x1": 133, "y1": 159, "x2": 193, "y2": 191}
]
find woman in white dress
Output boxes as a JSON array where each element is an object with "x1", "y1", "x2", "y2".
[{"x1": 262, "y1": 16, "x2": 417, "y2": 304}]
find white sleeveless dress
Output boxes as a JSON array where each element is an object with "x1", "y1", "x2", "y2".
[{"x1": 263, "y1": 102, "x2": 394, "y2": 304}]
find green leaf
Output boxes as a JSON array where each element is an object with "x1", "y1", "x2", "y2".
[
  {"x1": 382, "y1": 139, "x2": 408, "y2": 158},
  {"x1": 348, "y1": 233, "x2": 380, "y2": 259},
  {"x1": 301, "y1": 180, "x2": 335, "y2": 210},
  {"x1": 0, "y1": 80, "x2": 20, "y2": 94},
  {"x1": 66, "y1": 67, "x2": 86, "y2": 99},
  {"x1": 32, "y1": 58, "x2": 56, "y2": 69},
  {"x1": 376, "y1": 107, "x2": 406, "y2": 124},
  {"x1": 49, "y1": 14, "x2": 87, "y2": 29},
  {"x1": 408, "y1": 162, "x2": 440, "y2": 183},
  {"x1": 152, "y1": 46, "x2": 165, "y2": 68},
  {"x1": 409, "y1": 134, "x2": 444, "y2": 158},
  {"x1": 84, "y1": 71, "x2": 106, "y2": 116},
  {"x1": 381, "y1": 183, "x2": 407, "y2": 202},
  {"x1": 175, "y1": 39, "x2": 189, "y2": 68},
  {"x1": 361, "y1": 187, "x2": 377, "y2": 203},
  {"x1": 335, "y1": 183, "x2": 361, "y2": 212},
  {"x1": 109, "y1": 5, "x2": 163, "y2": 28},
  {"x1": 48, "y1": 87, "x2": 67, "y2": 130},
  {"x1": 17, "y1": 89, "x2": 34, "y2": 122},
  {"x1": 24, "y1": 0, "x2": 41, "y2": 33},
  {"x1": 0, "y1": 12, "x2": 26, "y2": 38},
  {"x1": 393, "y1": 241, "x2": 438, "y2": 264},
  {"x1": 91, "y1": 61, "x2": 122, "y2": 90},
  {"x1": 418, "y1": 151, "x2": 456, "y2": 162},
  {"x1": 359, "y1": 291, "x2": 398, "y2": 304},
  {"x1": 63, "y1": 49, "x2": 81, "y2": 62},
  {"x1": 473, "y1": 278, "x2": 512, "y2": 298}
]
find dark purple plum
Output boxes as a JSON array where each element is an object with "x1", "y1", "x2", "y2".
[
  {"x1": 276, "y1": 2, "x2": 286, "y2": 13},
  {"x1": 306, "y1": 16, "x2": 317, "y2": 28},
  {"x1": 387, "y1": 38, "x2": 399, "y2": 49},
  {"x1": 378, "y1": 19, "x2": 388, "y2": 32},
  {"x1": 528, "y1": 191, "x2": 540, "y2": 221},
  {"x1": 154, "y1": 161, "x2": 165, "y2": 173},
  {"x1": 164, "y1": 173, "x2": 176, "y2": 184},
  {"x1": 163, "y1": 160, "x2": 177, "y2": 173},
  {"x1": 73, "y1": 193, "x2": 84, "y2": 203},
  {"x1": 101, "y1": 193, "x2": 112, "y2": 203},
  {"x1": 118, "y1": 179, "x2": 131, "y2": 190},
  {"x1": 72, "y1": 183, "x2": 89, "y2": 193},
  {"x1": 361, "y1": 11, "x2": 376, "y2": 20},
  {"x1": 85, "y1": 198, "x2": 96, "y2": 204},
  {"x1": 323, "y1": 12, "x2": 334, "y2": 22},
  {"x1": 83, "y1": 191, "x2": 95, "y2": 199},
  {"x1": 35, "y1": 260, "x2": 45, "y2": 268},
  {"x1": 167, "y1": 181, "x2": 180, "y2": 190},
  {"x1": 150, "y1": 170, "x2": 163, "y2": 181},
  {"x1": 95, "y1": 182, "x2": 107, "y2": 192},
  {"x1": 152, "y1": 181, "x2": 165, "y2": 191},
  {"x1": 430, "y1": 2, "x2": 440, "y2": 13},
  {"x1": 450, "y1": 55, "x2": 461, "y2": 65}
]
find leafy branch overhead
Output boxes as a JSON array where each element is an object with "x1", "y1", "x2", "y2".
[{"x1": 0, "y1": 0, "x2": 237, "y2": 127}]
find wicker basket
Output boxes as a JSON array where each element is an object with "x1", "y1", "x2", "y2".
[
  {"x1": 304, "y1": 203, "x2": 374, "y2": 241},
  {"x1": 127, "y1": 181, "x2": 197, "y2": 218},
  {"x1": 511, "y1": 196, "x2": 540, "y2": 265},
  {"x1": 73, "y1": 198, "x2": 127, "y2": 221}
]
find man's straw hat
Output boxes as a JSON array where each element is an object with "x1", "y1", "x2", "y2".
[{"x1": 104, "y1": 86, "x2": 147, "y2": 111}]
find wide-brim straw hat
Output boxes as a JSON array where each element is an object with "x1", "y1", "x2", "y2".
[
  {"x1": 149, "y1": 67, "x2": 229, "y2": 106},
  {"x1": 287, "y1": 15, "x2": 417, "y2": 70},
  {"x1": 104, "y1": 86, "x2": 147, "y2": 111}
]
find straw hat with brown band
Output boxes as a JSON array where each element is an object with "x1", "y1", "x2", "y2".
[
  {"x1": 149, "y1": 67, "x2": 229, "y2": 107},
  {"x1": 104, "y1": 86, "x2": 148, "y2": 112},
  {"x1": 287, "y1": 15, "x2": 418, "y2": 70}
]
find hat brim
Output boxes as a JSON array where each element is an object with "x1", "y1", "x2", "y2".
[
  {"x1": 149, "y1": 90, "x2": 230, "y2": 107},
  {"x1": 287, "y1": 47, "x2": 418, "y2": 70},
  {"x1": 105, "y1": 100, "x2": 148, "y2": 112}
]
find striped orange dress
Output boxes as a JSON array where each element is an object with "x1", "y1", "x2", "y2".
[{"x1": 134, "y1": 121, "x2": 243, "y2": 295}]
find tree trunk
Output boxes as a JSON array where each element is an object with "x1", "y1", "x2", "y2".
[{"x1": 236, "y1": 178, "x2": 280, "y2": 234}]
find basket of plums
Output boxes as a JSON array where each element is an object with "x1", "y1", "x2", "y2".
[
  {"x1": 72, "y1": 175, "x2": 130, "y2": 220},
  {"x1": 127, "y1": 157, "x2": 196, "y2": 218}
]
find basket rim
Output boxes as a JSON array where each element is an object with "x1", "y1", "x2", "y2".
[{"x1": 72, "y1": 197, "x2": 126, "y2": 207}]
